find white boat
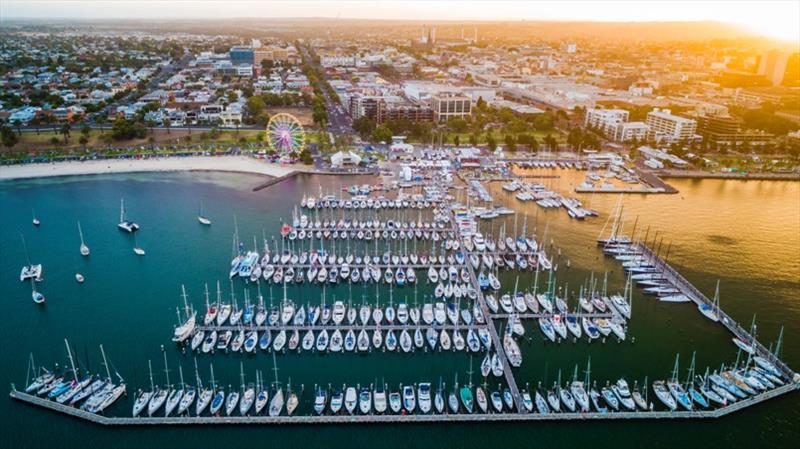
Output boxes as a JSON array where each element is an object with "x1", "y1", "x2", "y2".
[
  {"x1": 345, "y1": 387, "x2": 357, "y2": 414},
  {"x1": 418, "y1": 383, "x2": 432, "y2": 414},
  {"x1": 77, "y1": 221, "x2": 90, "y2": 256},
  {"x1": 197, "y1": 202, "x2": 212, "y2": 225}
]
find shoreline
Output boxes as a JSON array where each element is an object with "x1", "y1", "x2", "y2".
[
  {"x1": 656, "y1": 169, "x2": 800, "y2": 182},
  {"x1": 0, "y1": 155, "x2": 312, "y2": 181}
]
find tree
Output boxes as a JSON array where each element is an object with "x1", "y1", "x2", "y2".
[
  {"x1": 528, "y1": 135, "x2": 539, "y2": 152},
  {"x1": 544, "y1": 134, "x2": 557, "y2": 151},
  {"x1": 163, "y1": 117, "x2": 171, "y2": 134},
  {"x1": 81, "y1": 122, "x2": 91, "y2": 138},
  {"x1": 79, "y1": 135, "x2": 89, "y2": 148},
  {"x1": 454, "y1": 135, "x2": 461, "y2": 147},
  {"x1": 95, "y1": 115, "x2": 106, "y2": 133},
  {"x1": 300, "y1": 148, "x2": 314, "y2": 165},
  {"x1": 504, "y1": 134, "x2": 516, "y2": 151},
  {"x1": 486, "y1": 134, "x2": 497, "y2": 151},
  {"x1": 469, "y1": 133, "x2": 479, "y2": 146},
  {"x1": 227, "y1": 91, "x2": 238, "y2": 103},
  {"x1": 448, "y1": 118, "x2": 468, "y2": 133},
  {"x1": 352, "y1": 116, "x2": 376, "y2": 140},
  {"x1": 247, "y1": 95, "x2": 266, "y2": 118},
  {"x1": 60, "y1": 122, "x2": 71, "y2": 143},
  {"x1": 233, "y1": 119, "x2": 241, "y2": 134},
  {"x1": 371, "y1": 125, "x2": 393, "y2": 144},
  {"x1": 1, "y1": 125, "x2": 18, "y2": 148},
  {"x1": 146, "y1": 119, "x2": 157, "y2": 135}
]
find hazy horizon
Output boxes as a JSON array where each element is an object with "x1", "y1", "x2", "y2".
[{"x1": 1, "y1": 0, "x2": 798, "y2": 42}]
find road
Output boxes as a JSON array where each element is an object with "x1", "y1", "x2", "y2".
[
  {"x1": 90, "y1": 52, "x2": 193, "y2": 124},
  {"x1": 299, "y1": 45, "x2": 354, "y2": 138}
]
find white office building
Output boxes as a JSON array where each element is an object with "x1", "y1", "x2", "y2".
[
  {"x1": 614, "y1": 122, "x2": 649, "y2": 142},
  {"x1": 585, "y1": 108, "x2": 629, "y2": 136}
]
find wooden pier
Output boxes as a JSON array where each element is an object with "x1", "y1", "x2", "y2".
[
  {"x1": 252, "y1": 171, "x2": 300, "y2": 191},
  {"x1": 13, "y1": 382, "x2": 798, "y2": 425},
  {"x1": 633, "y1": 243, "x2": 798, "y2": 381}
]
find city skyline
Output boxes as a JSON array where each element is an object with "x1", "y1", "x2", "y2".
[{"x1": 1, "y1": 0, "x2": 798, "y2": 42}]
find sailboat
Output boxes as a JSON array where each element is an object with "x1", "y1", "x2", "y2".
[
  {"x1": 117, "y1": 198, "x2": 140, "y2": 233},
  {"x1": 132, "y1": 360, "x2": 155, "y2": 417},
  {"x1": 198, "y1": 202, "x2": 212, "y2": 226},
  {"x1": 698, "y1": 280, "x2": 721, "y2": 322},
  {"x1": 268, "y1": 352, "x2": 284, "y2": 416},
  {"x1": 32, "y1": 208, "x2": 40, "y2": 226},
  {"x1": 78, "y1": 221, "x2": 90, "y2": 256}
]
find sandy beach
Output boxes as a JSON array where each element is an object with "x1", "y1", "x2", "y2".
[{"x1": 0, "y1": 156, "x2": 311, "y2": 181}]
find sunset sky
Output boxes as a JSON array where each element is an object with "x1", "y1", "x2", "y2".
[{"x1": 2, "y1": 0, "x2": 798, "y2": 42}]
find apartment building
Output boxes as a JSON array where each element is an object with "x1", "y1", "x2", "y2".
[{"x1": 645, "y1": 108, "x2": 697, "y2": 142}]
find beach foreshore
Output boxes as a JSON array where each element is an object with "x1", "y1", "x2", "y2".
[{"x1": 0, "y1": 156, "x2": 312, "y2": 181}]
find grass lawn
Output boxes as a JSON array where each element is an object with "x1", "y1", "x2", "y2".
[
  {"x1": 444, "y1": 129, "x2": 566, "y2": 146},
  {"x1": 3, "y1": 128, "x2": 264, "y2": 156}
]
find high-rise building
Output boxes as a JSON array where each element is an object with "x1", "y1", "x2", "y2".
[
  {"x1": 757, "y1": 50, "x2": 799, "y2": 86},
  {"x1": 645, "y1": 108, "x2": 697, "y2": 142}
]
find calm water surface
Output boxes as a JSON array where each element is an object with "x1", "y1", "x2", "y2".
[{"x1": 0, "y1": 170, "x2": 797, "y2": 449}]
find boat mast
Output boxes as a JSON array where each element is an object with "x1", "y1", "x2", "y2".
[
  {"x1": 210, "y1": 363, "x2": 216, "y2": 392},
  {"x1": 670, "y1": 353, "x2": 680, "y2": 383},
  {"x1": 181, "y1": 284, "x2": 191, "y2": 318},
  {"x1": 774, "y1": 325, "x2": 784, "y2": 358},
  {"x1": 685, "y1": 351, "x2": 696, "y2": 386},
  {"x1": 271, "y1": 350, "x2": 280, "y2": 389},
  {"x1": 162, "y1": 346, "x2": 171, "y2": 389},
  {"x1": 240, "y1": 361, "x2": 245, "y2": 393},
  {"x1": 194, "y1": 357, "x2": 203, "y2": 390},
  {"x1": 148, "y1": 359, "x2": 155, "y2": 392},
  {"x1": 78, "y1": 221, "x2": 85, "y2": 246},
  {"x1": 64, "y1": 339, "x2": 78, "y2": 381}
]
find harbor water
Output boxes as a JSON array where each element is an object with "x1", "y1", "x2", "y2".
[{"x1": 0, "y1": 170, "x2": 797, "y2": 449}]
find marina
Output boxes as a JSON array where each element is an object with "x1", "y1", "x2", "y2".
[{"x1": 2, "y1": 170, "x2": 798, "y2": 446}]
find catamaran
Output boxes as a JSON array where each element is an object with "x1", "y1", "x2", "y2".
[{"x1": 117, "y1": 198, "x2": 140, "y2": 233}]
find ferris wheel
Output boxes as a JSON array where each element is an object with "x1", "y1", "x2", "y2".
[{"x1": 266, "y1": 113, "x2": 305, "y2": 154}]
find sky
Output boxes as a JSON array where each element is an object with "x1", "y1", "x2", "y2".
[{"x1": 1, "y1": 0, "x2": 799, "y2": 42}]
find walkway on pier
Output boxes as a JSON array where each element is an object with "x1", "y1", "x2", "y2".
[
  {"x1": 195, "y1": 323, "x2": 489, "y2": 332},
  {"x1": 451, "y1": 212, "x2": 524, "y2": 413},
  {"x1": 13, "y1": 383, "x2": 797, "y2": 425},
  {"x1": 252, "y1": 171, "x2": 301, "y2": 191}
]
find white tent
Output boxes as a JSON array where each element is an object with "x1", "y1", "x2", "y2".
[{"x1": 331, "y1": 150, "x2": 362, "y2": 167}]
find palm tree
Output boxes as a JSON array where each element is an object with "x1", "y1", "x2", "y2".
[
  {"x1": 60, "y1": 122, "x2": 71, "y2": 144},
  {"x1": 163, "y1": 117, "x2": 171, "y2": 134},
  {"x1": 95, "y1": 115, "x2": 106, "y2": 133}
]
